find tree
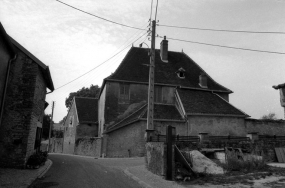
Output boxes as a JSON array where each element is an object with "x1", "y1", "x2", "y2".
[
  {"x1": 261, "y1": 112, "x2": 277, "y2": 120},
  {"x1": 42, "y1": 114, "x2": 54, "y2": 139},
  {"x1": 65, "y1": 84, "x2": 100, "y2": 109},
  {"x1": 59, "y1": 115, "x2": 67, "y2": 124}
]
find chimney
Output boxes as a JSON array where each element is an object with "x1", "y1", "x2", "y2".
[
  {"x1": 199, "y1": 72, "x2": 207, "y2": 88},
  {"x1": 160, "y1": 36, "x2": 168, "y2": 63}
]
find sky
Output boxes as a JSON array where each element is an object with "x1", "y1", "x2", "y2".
[{"x1": 1, "y1": 0, "x2": 285, "y2": 122}]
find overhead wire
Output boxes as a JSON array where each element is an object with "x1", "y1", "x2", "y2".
[
  {"x1": 55, "y1": 32, "x2": 148, "y2": 91},
  {"x1": 67, "y1": 23, "x2": 149, "y2": 88},
  {"x1": 157, "y1": 24, "x2": 285, "y2": 35},
  {"x1": 157, "y1": 35, "x2": 285, "y2": 55},
  {"x1": 55, "y1": 0, "x2": 146, "y2": 31}
]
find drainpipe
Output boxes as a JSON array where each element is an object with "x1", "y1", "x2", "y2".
[{"x1": 0, "y1": 54, "x2": 17, "y2": 127}]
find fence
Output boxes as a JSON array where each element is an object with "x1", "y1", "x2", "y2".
[
  {"x1": 150, "y1": 134, "x2": 200, "y2": 143},
  {"x1": 209, "y1": 136, "x2": 250, "y2": 142},
  {"x1": 259, "y1": 135, "x2": 285, "y2": 141}
]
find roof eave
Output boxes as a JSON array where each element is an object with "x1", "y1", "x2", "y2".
[{"x1": 186, "y1": 113, "x2": 248, "y2": 118}]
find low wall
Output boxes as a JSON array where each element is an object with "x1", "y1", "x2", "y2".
[
  {"x1": 75, "y1": 137, "x2": 101, "y2": 157},
  {"x1": 245, "y1": 119, "x2": 285, "y2": 135},
  {"x1": 145, "y1": 142, "x2": 166, "y2": 177}
]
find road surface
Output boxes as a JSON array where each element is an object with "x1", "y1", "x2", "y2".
[{"x1": 29, "y1": 154, "x2": 144, "y2": 188}]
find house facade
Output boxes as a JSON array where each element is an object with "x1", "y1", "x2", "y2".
[
  {"x1": 98, "y1": 38, "x2": 249, "y2": 157},
  {"x1": 63, "y1": 97, "x2": 100, "y2": 157},
  {"x1": 0, "y1": 22, "x2": 54, "y2": 168}
]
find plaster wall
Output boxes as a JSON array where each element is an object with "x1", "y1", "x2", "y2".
[
  {"x1": 98, "y1": 85, "x2": 106, "y2": 136},
  {"x1": 245, "y1": 119, "x2": 285, "y2": 135},
  {"x1": 63, "y1": 100, "x2": 78, "y2": 154},
  {"x1": 188, "y1": 116, "x2": 246, "y2": 136},
  {"x1": 106, "y1": 121, "x2": 146, "y2": 157}
]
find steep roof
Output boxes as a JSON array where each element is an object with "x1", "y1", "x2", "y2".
[
  {"x1": 177, "y1": 89, "x2": 248, "y2": 117},
  {"x1": 106, "y1": 103, "x2": 185, "y2": 133},
  {"x1": 75, "y1": 97, "x2": 98, "y2": 124},
  {"x1": 0, "y1": 22, "x2": 54, "y2": 91},
  {"x1": 106, "y1": 47, "x2": 231, "y2": 93}
]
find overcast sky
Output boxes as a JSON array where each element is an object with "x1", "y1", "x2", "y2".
[{"x1": 1, "y1": 0, "x2": 285, "y2": 122}]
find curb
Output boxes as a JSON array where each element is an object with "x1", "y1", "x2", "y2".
[
  {"x1": 38, "y1": 159, "x2": 53, "y2": 178},
  {"x1": 123, "y1": 168, "x2": 153, "y2": 188},
  {"x1": 23, "y1": 159, "x2": 53, "y2": 188}
]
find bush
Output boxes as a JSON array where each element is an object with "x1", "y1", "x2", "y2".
[
  {"x1": 26, "y1": 151, "x2": 48, "y2": 168},
  {"x1": 222, "y1": 151, "x2": 268, "y2": 173}
]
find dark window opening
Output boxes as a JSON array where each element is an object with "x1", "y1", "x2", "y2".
[
  {"x1": 119, "y1": 83, "x2": 130, "y2": 103},
  {"x1": 154, "y1": 86, "x2": 163, "y2": 103}
]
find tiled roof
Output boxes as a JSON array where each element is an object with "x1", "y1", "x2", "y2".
[
  {"x1": 177, "y1": 89, "x2": 248, "y2": 116},
  {"x1": 75, "y1": 97, "x2": 98, "y2": 123},
  {"x1": 106, "y1": 47, "x2": 231, "y2": 93},
  {"x1": 141, "y1": 104, "x2": 184, "y2": 120},
  {"x1": 106, "y1": 104, "x2": 147, "y2": 133},
  {"x1": 106, "y1": 103, "x2": 185, "y2": 133}
]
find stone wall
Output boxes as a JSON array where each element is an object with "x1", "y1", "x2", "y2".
[
  {"x1": 245, "y1": 118, "x2": 285, "y2": 135},
  {"x1": 188, "y1": 116, "x2": 246, "y2": 136},
  {"x1": 0, "y1": 51, "x2": 46, "y2": 168},
  {"x1": 106, "y1": 121, "x2": 146, "y2": 157},
  {"x1": 74, "y1": 137, "x2": 101, "y2": 157},
  {"x1": 63, "y1": 99, "x2": 78, "y2": 154},
  {"x1": 145, "y1": 142, "x2": 166, "y2": 177}
]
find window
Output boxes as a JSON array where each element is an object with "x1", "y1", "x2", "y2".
[
  {"x1": 69, "y1": 116, "x2": 74, "y2": 127},
  {"x1": 154, "y1": 86, "x2": 163, "y2": 103},
  {"x1": 176, "y1": 67, "x2": 185, "y2": 79},
  {"x1": 119, "y1": 83, "x2": 130, "y2": 103}
]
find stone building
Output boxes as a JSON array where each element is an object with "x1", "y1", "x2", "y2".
[
  {"x1": 0, "y1": 22, "x2": 54, "y2": 168},
  {"x1": 98, "y1": 38, "x2": 249, "y2": 157},
  {"x1": 63, "y1": 97, "x2": 100, "y2": 156}
]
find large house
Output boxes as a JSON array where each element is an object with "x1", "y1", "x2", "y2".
[
  {"x1": 63, "y1": 97, "x2": 100, "y2": 156},
  {"x1": 0, "y1": 22, "x2": 54, "y2": 168},
  {"x1": 98, "y1": 38, "x2": 249, "y2": 157}
]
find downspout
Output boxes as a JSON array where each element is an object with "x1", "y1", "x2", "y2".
[{"x1": 0, "y1": 54, "x2": 17, "y2": 127}]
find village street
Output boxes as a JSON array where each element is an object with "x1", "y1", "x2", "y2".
[{"x1": 29, "y1": 154, "x2": 143, "y2": 188}]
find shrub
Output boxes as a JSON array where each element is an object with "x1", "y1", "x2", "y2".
[
  {"x1": 26, "y1": 151, "x2": 48, "y2": 168},
  {"x1": 222, "y1": 151, "x2": 268, "y2": 173}
]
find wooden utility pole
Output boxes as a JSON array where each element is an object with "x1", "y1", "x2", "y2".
[
  {"x1": 48, "y1": 101, "x2": 55, "y2": 153},
  {"x1": 146, "y1": 20, "x2": 156, "y2": 141}
]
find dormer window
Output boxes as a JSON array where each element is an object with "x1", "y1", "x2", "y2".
[
  {"x1": 199, "y1": 72, "x2": 208, "y2": 88},
  {"x1": 176, "y1": 67, "x2": 185, "y2": 79}
]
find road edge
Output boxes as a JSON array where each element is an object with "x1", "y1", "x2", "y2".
[{"x1": 123, "y1": 168, "x2": 153, "y2": 188}]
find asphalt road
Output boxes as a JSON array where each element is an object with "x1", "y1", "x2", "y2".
[{"x1": 29, "y1": 154, "x2": 144, "y2": 188}]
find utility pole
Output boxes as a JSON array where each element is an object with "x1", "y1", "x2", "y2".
[
  {"x1": 48, "y1": 101, "x2": 55, "y2": 153},
  {"x1": 146, "y1": 20, "x2": 156, "y2": 141}
]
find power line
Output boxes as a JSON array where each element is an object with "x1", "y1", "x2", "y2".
[
  {"x1": 71, "y1": 24, "x2": 149, "y2": 87},
  {"x1": 55, "y1": 32, "x2": 148, "y2": 91},
  {"x1": 55, "y1": 0, "x2": 146, "y2": 31},
  {"x1": 158, "y1": 24, "x2": 285, "y2": 35},
  {"x1": 157, "y1": 35, "x2": 285, "y2": 55}
]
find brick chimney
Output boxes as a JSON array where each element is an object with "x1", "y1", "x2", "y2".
[
  {"x1": 199, "y1": 72, "x2": 207, "y2": 88},
  {"x1": 160, "y1": 36, "x2": 168, "y2": 63}
]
